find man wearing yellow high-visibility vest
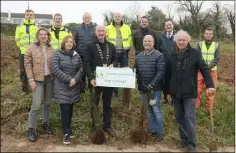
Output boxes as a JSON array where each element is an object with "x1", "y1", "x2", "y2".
[
  {"x1": 196, "y1": 27, "x2": 220, "y2": 111},
  {"x1": 15, "y1": 9, "x2": 39, "y2": 93},
  {"x1": 106, "y1": 12, "x2": 133, "y2": 97},
  {"x1": 48, "y1": 13, "x2": 72, "y2": 51}
]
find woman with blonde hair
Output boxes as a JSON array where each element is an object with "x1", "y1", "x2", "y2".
[
  {"x1": 51, "y1": 35, "x2": 83, "y2": 145},
  {"x1": 24, "y1": 27, "x2": 54, "y2": 142}
]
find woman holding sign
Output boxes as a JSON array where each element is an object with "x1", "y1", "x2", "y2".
[{"x1": 51, "y1": 36, "x2": 83, "y2": 145}]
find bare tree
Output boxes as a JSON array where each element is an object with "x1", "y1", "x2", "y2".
[
  {"x1": 165, "y1": 3, "x2": 175, "y2": 20},
  {"x1": 209, "y1": 1, "x2": 224, "y2": 40},
  {"x1": 103, "y1": 11, "x2": 114, "y2": 26},
  {"x1": 224, "y1": 5, "x2": 235, "y2": 40},
  {"x1": 176, "y1": 0, "x2": 210, "y2": 39},
  {"x1": 128, "y1": 2, "x2": 143, "y2": 23}
]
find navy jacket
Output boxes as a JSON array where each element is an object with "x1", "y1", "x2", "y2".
[
  {"x1": 74, "y1": 23, "x2": 97, "y2": 57},
  {"x1": 135, "y1": 49, "x2": 165, "y2": 91}
]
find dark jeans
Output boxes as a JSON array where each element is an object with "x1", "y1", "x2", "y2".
[
  {"x1": 113, "y1": 52, "x2": 128, "y2": 95},
  {"x1": 80, "y1": 55, "x2": 91, "y2": 91},
  {"x1": 91, "y1": 87, "x2": 113, "y2": 129},
  {"x1": 19, "y1": 53, "x2": 28, "y2": 85},
  {"x1": 60, "y1": 104, "x2": 74, "y2": 135},
  {"x1": 173, "y1": 97, "x2": 196, "y2": 147}
]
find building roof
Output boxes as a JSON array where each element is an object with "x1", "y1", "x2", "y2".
[{"x1": 1, "y1": 12, "x2": 53, "y2": 19}]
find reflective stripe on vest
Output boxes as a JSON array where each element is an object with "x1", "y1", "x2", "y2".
[
  {"x1": 199, "y1": 41, "x2": 218, "y2": 71},
  {"x1": 50, "y1": 27, "x2": 72, "y2": 51},
  {"x1": 15, "y1": 24, "x2": 38, "y2": 54},
  {"x1": 106, "y1": 24, "x2": 131, "y2": 50}
]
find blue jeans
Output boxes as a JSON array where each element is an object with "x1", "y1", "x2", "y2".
[
  {"x1": 140, "y1": 90, "x2": 164, "y2": 134},
  {"x1": 113, "y1": 52, "x2": 128, "y2": 95}
]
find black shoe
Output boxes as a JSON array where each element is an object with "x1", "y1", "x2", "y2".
[
  {"x1": 42, "y1": 122, "x2": 52, "y2": 135},
  {"x1": 177, "y1": 139, "x2": 188, "y2": 148},
  {"x1": 155, "y1": 133, "x2": 164, "y2": 142},
  {"x1": 103, "y1": 128, "x2": 118, "y2": 137},
  {"x1": 28, "y1": 128, "x2": 37, "y2": 142},
  {"x1": 63, "y1": 134, "x2": 71, "y2": 145},
  {"x1": 151, "y1": 132, "x2": 157, "y2": 138},
  {"x1": 188, "y1": 145, "x2": 196, "y2": 152}
]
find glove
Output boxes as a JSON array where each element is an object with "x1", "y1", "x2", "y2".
[{"x1": 144, "y1": 84, "x2": 154, "y2": 93}]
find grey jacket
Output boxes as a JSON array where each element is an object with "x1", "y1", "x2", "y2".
[
  {"x1": 52, "y1": 50, "x2": 83, "y2": 104},
  {"x1": 196, "y1": 41, "x2": 220, "y2": 70}
]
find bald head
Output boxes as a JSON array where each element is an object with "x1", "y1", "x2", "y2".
[
  {"x1": 96, "y1": 25, "x2": 106, "y2": 42},
  {"x1": 143, "y1": 35, "x2": 154, "y2": 51},
  {"x1": 83, "y1": 12, "x2": 92, "y2": 25},
  {"x1": 113, "y1": 12, "x2": 122, "y2": 25}
]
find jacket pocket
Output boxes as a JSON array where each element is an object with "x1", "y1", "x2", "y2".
[
  {"x1": 181, "y1": 79, "x2": 195, "y2": 96},
  {"x1": 169, "y1": 78, "x2": 177, "y2": 94}
]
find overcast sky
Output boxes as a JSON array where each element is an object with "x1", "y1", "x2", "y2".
[{"x1": 1, "y1": 1, "x2": 234, "y2": 25}]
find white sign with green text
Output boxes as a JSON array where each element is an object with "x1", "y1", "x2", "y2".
[{"x1": 96, "y1": 66, "x2": 136, "y2": 88}]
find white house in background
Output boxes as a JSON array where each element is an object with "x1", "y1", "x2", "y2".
[{"x1": 1, "y1": 11, "x2": 53, "y2": 26}]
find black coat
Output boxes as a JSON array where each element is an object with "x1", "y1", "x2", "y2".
[
  {"x1": 166, "y1": 45, "x2": 215, "y2": 98},
  {"x1": 84, "y1": 38, "x2": 116, "y2": 82},
  {"x1": 52, "y1": 50, "x2": 83, "y2": 104},
  {"x1": 133, "y1": 27, "x2": 157, "y2": 54},
  {"x1": 135, "y1": 50, "x2": 165, "y2": 91}
]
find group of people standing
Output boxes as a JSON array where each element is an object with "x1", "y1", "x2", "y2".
[{"x1": 15, "y1": 9, "x2": 220, "y2": 152}]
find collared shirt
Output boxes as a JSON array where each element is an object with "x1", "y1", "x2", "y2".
[
  {"x1": 144, "y1": 48, "x2": 155, "y2": 56},
  {"x1": 167, "y1": 31, "x2": 173, "y2": 38}
]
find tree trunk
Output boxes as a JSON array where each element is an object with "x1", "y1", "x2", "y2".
[{"x1": 122, "y1": 47, "x2": 135, "y2": 110}]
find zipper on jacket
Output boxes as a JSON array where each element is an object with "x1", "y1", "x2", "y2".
[{"x1": 85, "y1": 27, "x2": 88, "y2": 49}]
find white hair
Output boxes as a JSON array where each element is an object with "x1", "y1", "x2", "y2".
[
  {"x1": 82, "y1": 12, "x2": 92, "y2": 19},
  {"x1": 173, "y1": 30, "x2": 191, "y2": 42}
]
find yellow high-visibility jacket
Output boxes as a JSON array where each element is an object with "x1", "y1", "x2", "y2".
[
  {"x1": 199, "y1": 41, "x2": 219, "y2": 71},
  {"x1": 106, "y1": 21, "x2": 133, "y2": 50},
  {"x1": 48, "y1": 26, "x2": 72, "y2": 51},
  {"x1": 15, "y1": 19, "x2": 39, "y2": 54}
]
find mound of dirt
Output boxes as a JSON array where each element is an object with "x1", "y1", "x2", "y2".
[
  {"x1": 218, "y1": 54, "x2": 235, "y2": 85},
  {"x1": 1, "y1": 40, "x2": 19, "y2": 72}
]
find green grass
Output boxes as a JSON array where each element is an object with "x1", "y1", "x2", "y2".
[{"x1": 1, "y1": 70, "x2": 235, "y2": 148}]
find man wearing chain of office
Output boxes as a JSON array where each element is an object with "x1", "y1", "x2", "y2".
[{"x1": 84, "y1": 25, "x2": 118, "y2": 137}]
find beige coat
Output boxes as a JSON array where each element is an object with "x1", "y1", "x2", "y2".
[{"x1": 24, "y1": 44, "x2": 53, "y2": 81}]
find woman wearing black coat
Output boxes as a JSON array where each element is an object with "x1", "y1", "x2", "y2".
[{"x1": 51, "y1": 36, "x2": 83, "y2": 145}]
